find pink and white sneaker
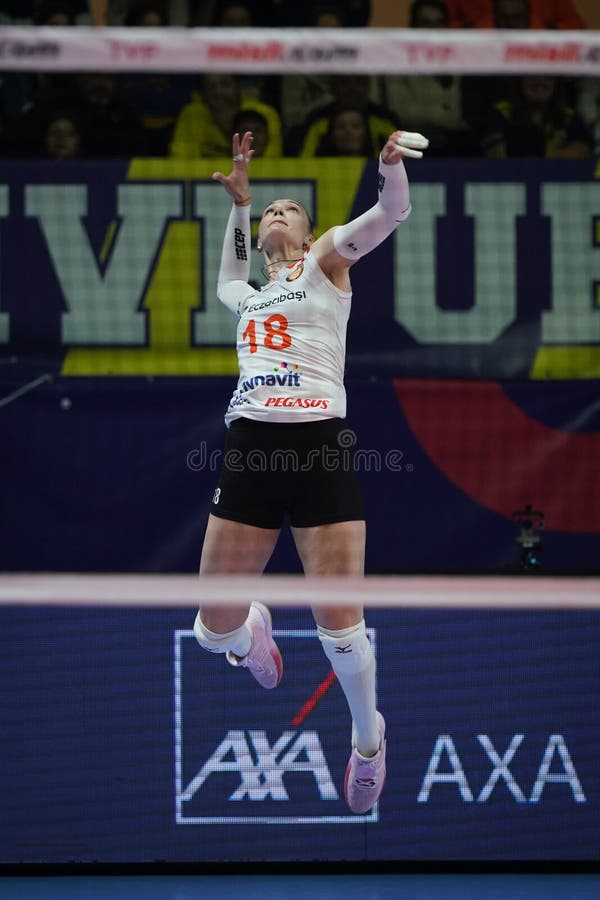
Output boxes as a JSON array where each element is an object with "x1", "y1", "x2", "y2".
[
  {"x1": 344, "y1": 711, "x2": 387, "y2": 814},
  {"x1": 226, "y1": 602, "x2": 283, "y2": 689}
]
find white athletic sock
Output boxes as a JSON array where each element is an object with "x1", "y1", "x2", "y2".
[
  {"x1": 194, "y1": 612, "x2": 252, "y2": 659},
  {"x1": 317, "y1": 620, "x2": 380, "y2": 757}
]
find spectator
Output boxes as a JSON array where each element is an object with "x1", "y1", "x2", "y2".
[
  {"x1": 208, "y1": 2, "x2": 276, "y2": 108},
  {"x1": 0, "y1": 74, "x2": 28, "y2": 152},
  {"x1": 42, "y1": 110, "x2": 83, "y2": 159},
  {"x1": 35, "y1": 1, "x2": 77, "y2": 24},
  {"x1": 34, "y1": 2, "x2": 80, "y2": 103},
  {"x1": 289, "y1": 75, "x2": 396, "y2": 157},
  {"x1": 211, "y1": 0, "x2": 254, "y2": 25},
  {"x1": 7, "y1": 65, "x2": 148, "y2": 158},
  {"x1": 407, "y1": 0, "x2": 447, "y2": 26},
  {"x1": 481, "y1": 75, "x2": 592, "y2": 158},
  {"x1": 0, "y1": 0, "x2": 75, "y2": 23},
  {"x1": 83, "y1": 1, "x2": 139, "y2": 26},
  {"x1": 231, "y1": 109, "x2": 270, "y2": 157},
  {"x1": 120, "y1": 0, "x2": 193, "y2": 155},
  {"x1": 322, "y1": 0, "x2": 370, "y2": 26},
  {"x1": 385, "y1": 0, "x2": 475, "y2": 156},
  {"x1": 309, "y1": 2, "x2": 350, "y2": 26},
  {"x1": 289, "y1": 0, "x2": 371, "y2": 26},
  {"x1": 278, "y1": 5, "x2": 341, "y2": 135},
  {"x1": 0, "y1": 3, "x2": 70, "y2": 145},
  {"x1": 313, "y1": 105, "x2": 378, "y2": 156},
  {"x1": 191, "y1": 0, "x2": 277, "y2": 26},
  {"x1": 190, "y1": 0, "x2": 371, "y2": 27},
  {"x1": 278, "y1": 4, "x2": 347, "y2": 134},
  {"x1": 0, "y1": 1, "x2": 35, "y2": 24},
  {"x1": 576, "y1": 77, "x2": 600, "y2": 156},
  {"x1": 87, "y1": 0, "x2": 109, "y2": 23},
  {"x1": 0, "y1": 0, "x2": 156, "y2": 27},
  {"x1": 75, "y1": 72, "x2": 147, "y2": 156},
  {"x1": 2, "y1": 0, "x2": 81, "y2": 158},
  {"x1": 446, "y1": 0, "x2": 584, "y2": 29},
  {"x1": 279, "y1": 5, "x2": 384, "y2": 134},
  {"x1": 459, "y1": 0, "x2": 567, "y2": 146},
  {"x1": 124, "y1": 0, "x2": 168, "y2": 24},
  {"x1": 170, "y1": 73, "x2": 282, "y2": 158}
]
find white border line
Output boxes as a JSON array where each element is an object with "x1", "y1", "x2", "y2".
[{"x1": 174, "y1": 628, "x2": 377, "y2": 825}]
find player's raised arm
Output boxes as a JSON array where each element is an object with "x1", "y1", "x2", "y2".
[
  {"x1": 312, "y1": 131, "x2": 429, "y2": 281},
  {"x1": 211, "y1": 130, "x2": 254, "y2": 207},
  {"x1": 212, "y1": 132, "x2": 255, "y2": 315}
]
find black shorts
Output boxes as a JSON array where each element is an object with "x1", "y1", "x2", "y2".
[{"x1": 210, "y1": 417, "x2": 365, "y2": 529}]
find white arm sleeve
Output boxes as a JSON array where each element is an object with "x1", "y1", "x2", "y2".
[
  {"x1": 333, "y1": 155, "x2": 411, "y2": 261},
  {"x1": 217, "y1": 203, "x2": 253, "y2": 315}
]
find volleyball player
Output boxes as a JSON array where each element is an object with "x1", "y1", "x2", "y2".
[{"x1": 194, "y1": 128, "x2": 428, "y2": 814}]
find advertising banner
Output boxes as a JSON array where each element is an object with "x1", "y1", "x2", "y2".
[
  {"x1": 1, "y1": 159, "x2": 599, "y2": 573},
  {"x1": 1, "y1": 157, "x2": 599, "y2": 379},
  {"x1": 1, "y1": 605, "x2": 598, "y2": 863},
  {"x1": 1, "y1": 26, "x2": 600, "y2": 75}
]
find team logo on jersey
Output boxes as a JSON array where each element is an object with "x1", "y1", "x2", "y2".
[
  {"x1": 286, "y1": 264, "x2": 304, "y2": 282},
  {"x1": 265, "y1": 397, "x2": 330, "y2": 409},
  {"x1": 247, "y1": 290, "x2": 306, "y2": 312},
  {"x1": 238, "y1": 371, "x2": 302, "y2": 393}
]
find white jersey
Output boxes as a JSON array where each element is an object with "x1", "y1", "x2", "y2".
[{"x1": 221, "y1": 248, "x2": 351, "y2": 426}]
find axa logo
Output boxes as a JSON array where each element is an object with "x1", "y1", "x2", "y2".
[
  {"x1": 180, "y1": 729, "x2": 338, "y2": 802},
  {"x1": 174, "y1": 627, "x2": 378, "y2": 824},
  {"x1": 418, "y1": 733, "x2": 586, "y2": 803}
]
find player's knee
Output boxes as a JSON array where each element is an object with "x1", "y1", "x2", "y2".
[{"x1": 317, "y1": 619, "x2": 373, "y2": 675}]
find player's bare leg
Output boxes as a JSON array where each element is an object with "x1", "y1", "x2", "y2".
[
  {"x1": 194, "y1": 515, "x2": 283, "y2": 688},
  {"x1": 292, "y1": 519, "x2": 386, "y2": 812},
  {"x1": 292, "y1": 519, "x2": 364, "y2": 623}
]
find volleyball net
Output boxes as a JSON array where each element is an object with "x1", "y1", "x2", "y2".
[
  {"x1": 0, "y1": 572, "x2": 599, "y2": 608},
  {"x1": 0, "y1": 25, "x2": 598, "y2": 75},
  {"x1": 1, "y1": 23, "x2": 599, "y2": 579}
]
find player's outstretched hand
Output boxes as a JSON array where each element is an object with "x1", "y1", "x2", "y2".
[
  {"x1": 212, "y1": 131, "x2": 254, "y2": 205},
  {"x1": 381, "y1": 131, "x2": 429, "y2": 165}
]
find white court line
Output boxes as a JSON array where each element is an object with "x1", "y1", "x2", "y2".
[{"x1": 0, "y1": 574, "x2": 598, "y2": 608}]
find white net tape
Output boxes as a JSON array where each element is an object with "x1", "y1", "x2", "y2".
[
  {"x1": 0, "y1": 573, "x2": 599, "y2": 608},
  {"x1": 0, "y1": 26, "x2": 598, "y2": 75}
]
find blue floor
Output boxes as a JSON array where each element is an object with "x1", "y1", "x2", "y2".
[{"x1": 1, "y1": 875, "x2": 599, "y2": 900}]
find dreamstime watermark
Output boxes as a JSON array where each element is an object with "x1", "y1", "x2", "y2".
[{"x1": 186, "y1": 428, "x2": 413, "y2": 474}]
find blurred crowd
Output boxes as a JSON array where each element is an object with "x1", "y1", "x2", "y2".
[{"x1": 1, "y1": 0, "x2": 598, "y2": 161}]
